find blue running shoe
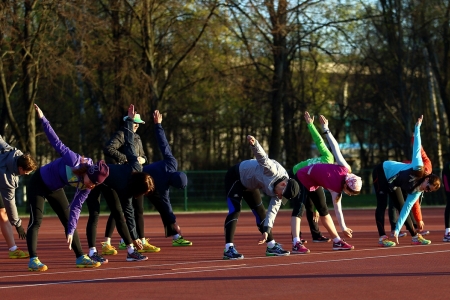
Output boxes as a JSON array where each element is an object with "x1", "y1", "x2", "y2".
[
  {"x1": 223, "y1": 246, "x2": 244, "y2": 260},
  {"x1": 76, "y1": 255, "x2": 101, "y2": 268},
  {"x1": 89, "y1": 252, "x2": 108, "y2": 264},
  {"x1": 28, "y1": 257, "x2": 48, "y2": 272},
  {"x1": 266, "y1": 243, "x2": 290, "y2": 256},
  {"x1": 126, "y1": 249, "x2": 148, "y2": 262}
]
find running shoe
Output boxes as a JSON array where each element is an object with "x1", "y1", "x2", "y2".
[
  {"x1": 411, "y1": 234, "x2": 431, "y2": 245},
  {"x1": 390, "y1": 231, "x2": 407, "y2": 238},
  {"x1": 443, "y1": 233, "x2": 450, "y2": 242},
  {"x1": 89, "y1": 252, "x2": 108, "y2": 264},
  {"x1": 139, "y1": 238, "x2": 161, "y2": 253},
  {"x1": 118, "y1": 241, "x2": 127, "y2": 250},
  {"x1": 266, "y1": 243, "x2": 290, "y2": 256},
  {"x1": 378, "y1": 235, "x2": 396, "y2": 247},
  {"x1": 76, "y1": 255, "x2": 101, "y2": 268},
  {"x1": 292, "y1": 241, "x2": 310, "y2": 254},
  {"x1": 28, "y1": 257, "x2": 48, "y2": 272},
  {"x1": 172, "y1": 236, "x2": 193, "y2": 246},
  {"x1": 101, "y1": 242, "x2": 118, "y2": 255},
  {"x1": 313, "y1": 235, "x2": 331, "y2": 243},
  {"x1": 9, "y1": 248, "x2": 29, "y2": 259},
  {"x1": 332, "y1": 239, "x2": 354, "y2": 250},
  {"x1": 126, "y1": 249, "x2": 148, "y2": 262},
  {"x1": 223, "y1": 246, "x2": 244, "y2": 260}
]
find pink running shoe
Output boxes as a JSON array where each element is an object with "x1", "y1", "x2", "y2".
[
  {"x1": 292, "y1": 242, "x2": 310, "y2": 254},
  {"x1": 332, "y1": 239, "x2": 354, "y2": 251}
]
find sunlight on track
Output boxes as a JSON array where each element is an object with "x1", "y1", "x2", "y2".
[{"x1": 2, "y1": 246, "x2": 450, "y2": 289}]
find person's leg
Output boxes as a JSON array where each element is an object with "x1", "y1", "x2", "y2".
[
  {"x1": 388, "y1": 196, "x2": 397, "y2": 233},
  {"x1": 26, "y1": 170, "x2": 49, "y2": 271},
  {"x1": 133, "y1": 195, "x2": 160, "y2": 253},
  {"x1": 86, "y1": 186, "x2": 101, "y2": 249},
  {"x1": 223, "y1": 164, "x2": 244, "y2": 259},
  {"x1": 104, "y1": 213, "x2": 116, "y2": 245},
  {"x1": 308, "y1": 187, "x2": 330, "y2": 242},
  {"x1": 0, "y1": 208, "x2": 14, "y2": 248},
  {"x1": 442, "y1": 163, "x2": 450, "y2": 241},
  {"x1": 289, "y1": 183, "x2": 310, "y2": 254}
]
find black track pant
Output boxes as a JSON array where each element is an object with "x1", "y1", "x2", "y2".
[{"x1": 26, "y1": 168, "x2": 84, "y2": 258}]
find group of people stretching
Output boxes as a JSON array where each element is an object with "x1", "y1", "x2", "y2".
[
  {"x1": 1, "y1": 104, "x2": 191, "y2": 271},
  {"x1": 0, "y1": 107, "x2": 447, "y2": 269},
  {"x1": 222, "y1": 113, "x2": 442, "y2": 260}
]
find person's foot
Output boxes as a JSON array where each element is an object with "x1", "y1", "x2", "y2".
[
  {"x1": 223, "y1": 246, "x2": 244, "y2": 260},
  {"x1": 292, "y1": 241, "x2": 310, "y2": 254},
  {"x1": 378, "y1": 235, "x2": 396, "y2": 247},
  {"x1": 76, "y1": 255, "x2": 102, "y2": 268},
  {"x1": 332, "y1": 239, "x2": 354, "y2": 250},
  {"x1": 312, "y1": 235, "x2": 331, "y2": 243},
  {"x1": 89, "y1": 252, "x2": 108, "y2": 264},
  {"x1": 266, "y1": 243, "x2": 290, "y2": 256},
  {"x1": 28, "y1": 257, "x2": 48, "y2": 272},
  {"x1": 443, "y1": 233, "x2": 450, "y2": 242},
  {"x1": 172, "y1": 236, "x2": 193, "y2": 246},
  {"x1": 118, "y1": 241, "x2": 127, "y2": 250},
  {"x1": 9, "y1": 248, "x2": 29, "y2": 259},
  {"x1": 411, "y1": 234, "x2": 431, "y2": 245},
  {"x1": 101, "y1": 242, "x2": 118, "y2": 255},
  {"x1": 390, "y1": 231, "x2": 407, "y2": 238},
  {"x1": 126, "y1": 249, "x2": 148, "y2": 262},
  {"x1": 139, "y1": 239, "x2": 161, "y2": 253}
]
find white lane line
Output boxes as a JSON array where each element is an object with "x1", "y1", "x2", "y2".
[
  {"x1": 172, "y1": 264, "x2": 245, "y2": 270},
  {"x1": 1, "y1": 249, "x2": 450, "y2": 289}
]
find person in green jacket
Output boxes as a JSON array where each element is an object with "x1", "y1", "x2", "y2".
[{"x1": 288, "y1": 112, "x2": 353, "y2": 254}]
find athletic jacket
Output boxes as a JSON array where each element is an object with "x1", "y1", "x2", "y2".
[
  {"x1": 103, "y1": 129, "x2": 147, "y2": 165},
  {"x1": 0, "y1": 136, "x2": 24, "y2": 227}
]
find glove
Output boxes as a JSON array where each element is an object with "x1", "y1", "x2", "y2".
[{"x1": 16, "y1": 225, "x2": 27, "y2": 239}]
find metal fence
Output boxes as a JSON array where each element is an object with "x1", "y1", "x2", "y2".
[{"x1": 13, "y1": 169, "x2": 446, "y2": 215}]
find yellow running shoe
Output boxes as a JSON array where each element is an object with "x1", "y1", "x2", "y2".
[
  {"x1": 101, "y1": 242, "x2": 118, "y2": 255},
  {"x1": 9, "y1": 248, "x2": 30, "y2": 259},
  {"x1": 138, "y1": 238, "x2": 161, "y2": 253}
]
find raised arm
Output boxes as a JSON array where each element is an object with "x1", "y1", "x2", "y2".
[
  {"x1": 247, "y1": 135, "x2": 279, "y2": 176},
  {"x1": 320, "y1": 115, "x2": 352, "y2": 172},
  {"x1": 154, "y1": 110, "x2": 177, "y2": 171}
]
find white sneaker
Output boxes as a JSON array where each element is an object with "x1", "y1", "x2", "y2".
[{"x1": 443, "y1": 233, "x2": 450, "y2": 242}]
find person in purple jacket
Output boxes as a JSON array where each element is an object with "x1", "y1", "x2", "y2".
[
  {"x1": 26, "y1": 104, "x2": 109, "y2": 271},
  {"x1": 102, "y1": 110, "x2": 191, "y2": 249}
]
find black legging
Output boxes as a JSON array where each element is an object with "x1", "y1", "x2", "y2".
[
  {"x1": 224, "y1": 163, "x2": 273, "y2": 244},
  {"x1": 288, "y1": 169, "x2": 328, "y2": 239},
  {"x1": 104, "y1": 195, "x2": 145, "y2": 240},
  {"x1": 442, "y1": 162, "x2": 450, "y2": 228},
  {"x1": 372, "y1": 163, "x2": 416, "y2": 236},
  {"x1": 85, "y1": 184, "x2": 135, "y2": 248},
  {"x1": 388, "y1": 188, "x2": 418, "y2": 231},
  {"x1": 26, "y1": 168, "x2": 84, "y2": 258}
]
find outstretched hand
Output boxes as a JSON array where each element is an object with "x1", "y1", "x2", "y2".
[
  {"x1": 153, "y1": 110, "x2": 162, "y2": 124},
  {"x1": 304, "y1": 112, "x2": 314, "y2": 124},
  {"x1": 343, "y1": 228, "x2": 353, "y2": 238},
  {"x1": 16, "y1": 225, "x2": 26, "y2": 239},
  {"x1": 393, "y1": 232, "x2": 399, "y2": 245},
  {"x1": 416, "y1": 115, "x2": 423, "y2": 126},
  {"x1": 128, "y1": 104, "x2": 136, "y2": 120},
  {"x1": 319, "y1": 115, "x2": 329, "y2": 131},
  {"x1": 67, "y1": 234, "x2": 73, "y2": 250},
  {"x1": 247, "y1": 135, "x2": 256, "y2": 146},
  {"x1": 34, "y1": 104, "x2": 44, "y2": 119},
  {"x1": 258, "y1": 232, "x2": 268, "y2": 245}
]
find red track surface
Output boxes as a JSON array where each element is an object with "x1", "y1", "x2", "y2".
[{"x1": 1, "y1": 208, "x2": 449, "y2": 299}]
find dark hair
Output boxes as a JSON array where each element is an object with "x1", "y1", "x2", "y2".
[
  {"x1": 17, "y1": 153, "x2": 38, "y2": 172},
  {"x1": 412, "y1": 173, "x2": 441, "y2": 191},
  {"x1": 346, "y1": 186, "x2": 361, "y2": 196},
  {"x1": 127, "y1": 172, "x2": 155, "y2": 198},
  {"x1": 71, "y1": 157, "x2": 90, "y2": 178}
]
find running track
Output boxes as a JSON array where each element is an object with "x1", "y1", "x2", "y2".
[{"x1": 1, "y1": 208, "x2": 449, "y2": 299}]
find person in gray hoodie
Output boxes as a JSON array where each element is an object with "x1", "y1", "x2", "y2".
[
  {"x1": 0, "y1": 135, "x2": 38, "y2": 258},
  {"x1": 223, "y1": 135, "x2": 299, "y2": 260}
]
